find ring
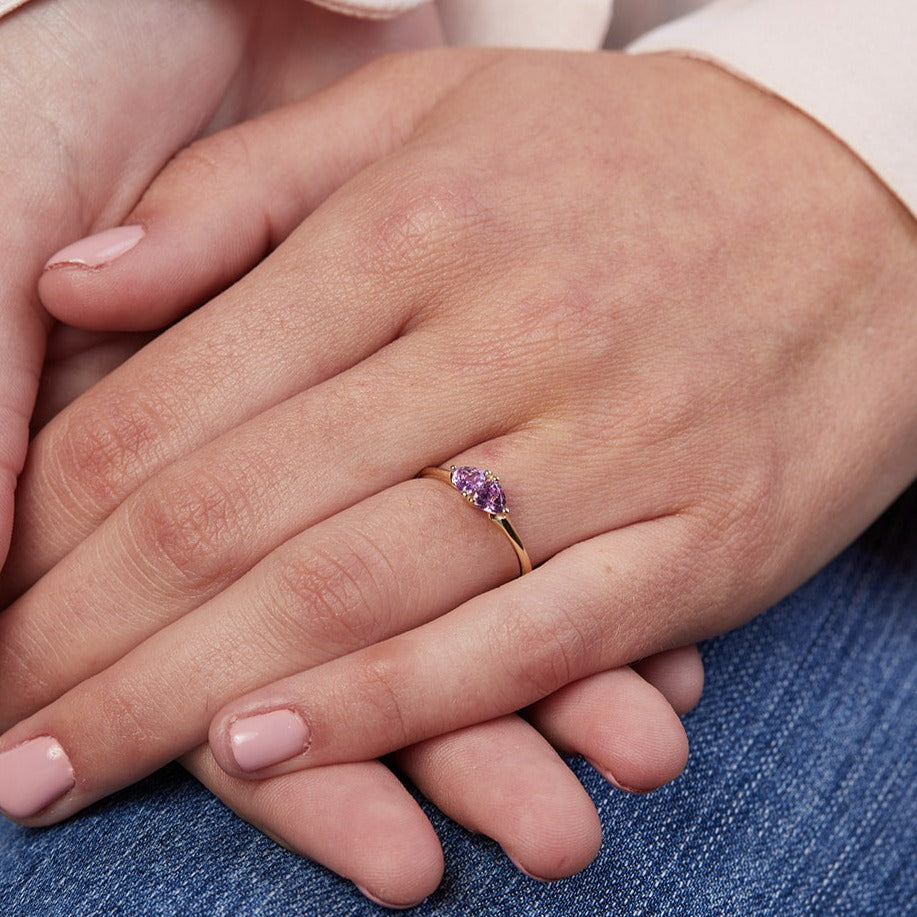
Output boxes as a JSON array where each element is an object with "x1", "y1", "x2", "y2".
[{"x1": 417, "y1": 465, "x2": 532, "y2": 576}]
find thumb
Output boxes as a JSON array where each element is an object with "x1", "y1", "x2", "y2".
[
  {"x1": 39, "y1": 49, "x2": 489, "y2": 333},
  {"x1": 0, "y1": 288, "x2": 51, "y2": 569}
]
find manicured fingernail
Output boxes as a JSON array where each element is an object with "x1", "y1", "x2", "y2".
[
  {"x1": 228, "y1": 709, "x2": 310, "y2": 772},
  {"x1": 44, "y1": 225, "x2": 145, "y2": 270},
  {"x1": 0, "y1": 736, "x2": 75, "y2": 819}
]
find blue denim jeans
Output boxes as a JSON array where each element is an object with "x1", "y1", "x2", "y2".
[{"x1": 2, "y1": 484, "x2": 915, "y2": 916}]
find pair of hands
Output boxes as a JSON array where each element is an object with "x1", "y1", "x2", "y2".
[
  {"x1": 1, "y1": 1, "x2": 701, "y2": 905},
  {"x1": 4, "y1": 2, "x2": 917, "y2": 909}
]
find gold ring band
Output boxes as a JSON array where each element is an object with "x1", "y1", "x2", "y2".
[{"x1": 418, "y1": 465, "x2": 532, "y2": 576}]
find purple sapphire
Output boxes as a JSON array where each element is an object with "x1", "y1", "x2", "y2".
[{"x1": 450, "y1": 465, "x2": 507, "y2": 515}]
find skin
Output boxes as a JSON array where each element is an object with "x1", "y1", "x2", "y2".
[
  {"x1": 5, "y1": 46, "x2": 915, "y2": 810},
  {"x1": 0, "y1": 0, "x2": 440, "y2": 564},
  {"x1": 13, "y1": 322, "x2": 704, "y2": 895},
  {"x1": 18, "y1": 41, "x2": 914, "y2": 788},
  {"x1": 5, "y1": 43, "x2": 912, "y2": 862},
  {"x1": 1, "y1": 13, "x2": 700, "y2": 905}
]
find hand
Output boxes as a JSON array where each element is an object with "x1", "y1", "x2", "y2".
[
  {"x1": 6, "y1": 42, "x2": 703, "y2": 902},
  {"x1": 3, "y1": 47, "x2": 915, "y2": 856},
  {"x1": 1, "y1": 4, "x2": 546, "y2": 904},
  {"x1": 26, "y1": 336, "x2": 709, "y2": 901},
  {"x1": 0, "y1": 0, "x2": 440, "y2": 567},
  {"x1": 16, "y1": 328, "x2": 707, "y2": 896}
]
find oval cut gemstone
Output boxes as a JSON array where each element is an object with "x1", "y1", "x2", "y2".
[{"x1": 450, "y1": 465, "x2": 507, "y2": 514}]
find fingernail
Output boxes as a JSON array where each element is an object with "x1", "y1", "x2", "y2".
[
  {"x1": 0, "y1": 736, "x2": 75, "y2": 819},
  {"x1": 44, "y1": 225, "x2": 145, "y2": 270},
  {"x1": 228, "y1": 709, "x2": 310, "y2": 772},
  {"x1": 587, "y1": 759, "x2": 642, "y2": 794},
  {"x1": 355, "y1": 885, "x2": 417, "y2": 910},
  {"x1": 509, "y1": 857, "x2": 550, "y2": 882}
]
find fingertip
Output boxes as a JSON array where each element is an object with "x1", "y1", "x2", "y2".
[
  {"x1": 400, "y1": 718, "x2": 601, "y2": 885},
  {"x1": 504, "y1": 793, "x2": 602, "y2": 881},
  {"x1": 530, "y1": 668, "x2": 691, "y2": 795},
  {"x1": 633, "y1": 644, "x2": 705, "y2": 715},
  {"x1": 351, "y1": 826, "x2": 444, "y2": 910},
  {"x1": 590, "y1": 693, "x2": 690, "y2": 795},
  {"x1": 187, "y1": 747, "x2": 444, "y2": 908},
  {"x1": 208, "y1": 699, "x2": 320, "y2": 782},
  {"x1": 587, "y1": 715, "x2": 689, "y2": 795},
  {"x1": 38, "y1": 216, "x2": 243, "y2": 333},
  {"x1": 338, "y1": 769, "x2": 444, "y2": 909}
]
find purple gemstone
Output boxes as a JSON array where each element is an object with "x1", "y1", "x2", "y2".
[
  {"x1": 450, "y1": 465, "x2": 507, "y2": 514},
  {"x1": 478, "y1": 478, "x2": 507, "y2": 514},
  {"x1": 451, "y1": 465, "x2": 486, "y2": 494}
]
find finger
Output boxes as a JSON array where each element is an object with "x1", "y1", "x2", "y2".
[
  {"x1": 395, "y1": 715, "x2": 602, "y2": 882},
  {"x1": 31, "y1": 327, "x2": 152, "y2": 433},
  {"x1": 4, "y1": 196, "x2": 682, "y2": 714},
  {"x1": 0, "y1": 472, "x2": 519, "y2": 821},
  {"x1": 632, "y1": 644, "x2": 705, "y2": 715},
  {"x1": 526, "y1": 667, "x2": 689, "y2": 794},
  {"x1": 4, "y1": 82, "x2": 510, "y2": 602},
  {"x1": 0, "y1": 364, "x2": 675, "y2": 731},
  {"x1": 38, "y1": 49, "x2": 490, "y2": 333},
  {"x1": 207, "y1": 515, "x2": 719, "y2": 778},
  {"x1": 0, "y1": 406, "x2": 681, "y2": 822},
  {"x1": 182, "y1": 747, "x2": 443, "y2": 909},
  {"x1": 0, "y1": 339, "x2": 521, "y2": 724},
  {"x1": 0, "y1": 412, "x2": 691, "y2": 816},
  {"x1": 0, "y1": 285, "x2": 49, "y2": 569}
]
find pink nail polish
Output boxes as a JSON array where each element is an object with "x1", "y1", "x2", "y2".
[
  {"x1": 0, "y1": 736, "x2": 75, "y2": 819},
  {"x1": 44, "y1": 225, "x2": 145, "y2": 270},
  {"x1": 228, "y1": 709, "x2": 310, "y2": 772}
]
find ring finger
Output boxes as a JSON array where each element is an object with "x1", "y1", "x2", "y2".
[{"x1": 0, "y1": 413, "x2": 680, "y2": 823}]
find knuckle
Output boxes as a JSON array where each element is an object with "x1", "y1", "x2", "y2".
[
  {"x1": 360, "y1": 168, "x2": 493, "y2": 278},
  {"x1": 670, "y1": 454, "x2": 786, "y2": 630},
  {"x1": 699, "y1": 456, "x2": 783, "y2": 575},
  {"x1": 500, "y1": 604, "x2": 601, "y2": 701},
  {"x1": 262, "y1": 535, "x2": 393, "y2": 660},
  {"x1": 49, "y1": 393, "x2": 167, "y2": 518},
  {"x1": 162, "y1": 128, "x2": 257, "y2": 198},
  {"x1": 82, "y1": 674, "x2": 163, "y2": 764},
  {"x1": 352, "y1": 645, "x2": 412, "y2": 749},
  {"x1": 127, "y1": 461, "x2": 256, "y2": 593}
]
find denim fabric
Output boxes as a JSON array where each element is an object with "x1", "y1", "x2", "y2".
[{"x1": 1, "y1": 485, "x2": 915, "y2": 916}]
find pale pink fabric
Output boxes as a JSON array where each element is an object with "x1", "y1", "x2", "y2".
[
  {"x1": 308, "y1": 0, "x2": 428, "y2": 18},
  {"x1": 0, "y1": 0, "x2": 26, "y2": 16},
  {"x1": 1, "y1": 0, "x2": 915, "y2": 216},
  {"x1": 437, "y1": 0, "x2": 612, "y2": 49},
  {"x1": 629, "y1": 0, "x2": 917, "y2": 217}
]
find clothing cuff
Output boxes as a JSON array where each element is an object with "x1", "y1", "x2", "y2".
[
  {"x1": 0, "y1": 0, "x2": 28, "y2": 18},
  {"x1": 437, "y1": 0, "x2": 612, "y2": 50},
  {"x1": 627, "y1": 0, "x2": 917, "y2": 219},
  {"x1": 308, "y1": 0, "x2": 428, "y2": 19}
]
